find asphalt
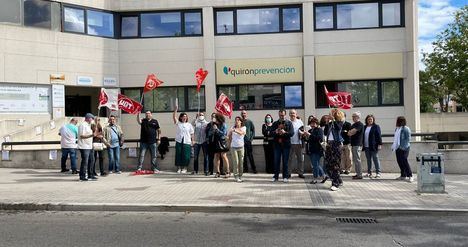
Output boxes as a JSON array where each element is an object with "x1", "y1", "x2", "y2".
[{"x1": 0, "y1": 168, "x2": 467, "y2": 214}]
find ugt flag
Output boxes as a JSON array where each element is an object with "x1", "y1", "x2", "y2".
[
  {"x1": 143, "y1": 74, "x2": 164, "y2": 93},
  {"x1": 324, "y1": 85, "x2": 353, "y2": 109},
  {"x1": 98, "y1": 88, "x2": 119, "y2": 111},
  {"x1": 118, "y1": 94, "x2": 143, "y2": 114},
  {"x1": 215, "y1": 93, "x2": 233, "y2": 119},
  {"x1": 195, "y1": 68, "x2": 208, "y2": 92}
]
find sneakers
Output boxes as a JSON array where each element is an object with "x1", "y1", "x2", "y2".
[
  {"x1": 109, "y1": 171, "x2": 113, "y2": 174},
  {"x1": 407, "y1": 177, "x2": 414, "y2": 183},
  {"x1": 72, "y1": 170, "x2": 79, "y2": 175},
  {"x1": 395, "y1": 176, "x2": 405, "y2": 180},
  {"x1": 153, "y1": 169, "x2": 160, "y2": 174},
  {"x1": 271, "y1": 177, "x2": 278, "y2": 182},
  {"x1": 330, "y1": 186, "x2": 339, "y2": 191},
  {"x1": 365, "y1": 173, "x2": 372, "y2": 178},
  {"x1": 283, "y1": 178, "x2": 289, "y2": 183},
  {"x1": 60, "y1": 169, "x2": 70, "y2": 173},
  {"x1": 177, "y1": 168, "x2": 182, "y2": 174},
  {"x1": 236, "y1": 177, "x2": 242, "y2": 183},
  {"x1": 320, "y1": 176, "x2": 329, "y2": 183},
  {"x1": 298, "y1": 174, "x2": 305, "y2": 179},
  {"x1": 352, "y1": 175, "x2": 363, "y2": 180},
  {"x1": 181, "y1": 169, "x2": 187, "y2": 174},
  {"x1": 344, "y1": 170, "x2": 350, "y2": 175},
  {"x1": 100, "y1": 172, "x2": 107, "y2": 176},
  {"x1": 374, "y1": 173, "x2": 381, "y2": 179},
  {"x1": 79, "y1": 177, "x2": 88, "y2": 182},
  {"x1": 88, "y1": 176, "x2": 98, "y2": 181}
]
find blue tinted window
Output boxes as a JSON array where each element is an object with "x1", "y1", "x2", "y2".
[
  {"x1": 315, "y1": 6, "x2": 333, "y2": 29},
  {"x1": 141, "y1": 12, "x2": 181, "y2": 37},
  {"x1": 237, "y1": 8, "x2": 279, "y2": 34},
  {"x1": 184, "y1": 12, "x2": 201, "y2": 35},
  {"x1": 87, "y1": 10, "x2": 114, "y2": 37},
  {"x1": 382, "y1": 3, "x2": 401, "y2": 26},
  {"x1": 216, "y1": 11, "x2": 234, "y2": 34},
  {"x1": 282, "y1": 8, "x2": 300, "y2": 31},
  {"x1": 64, "y1": 7, "x2": 84, "y2": 33},
  {"x1": 121, "y1": 16, "x2": 138, "y2": 37},
  {"x1": 284, "y1": 85, "x2": 303, "y2": 108}
]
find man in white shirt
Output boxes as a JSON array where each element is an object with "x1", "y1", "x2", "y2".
[
  {"x1": 59, "y1": 118, "x2": 78, "y2": 174},
  {"x1": 78, "y1": 113, "x2": 99, "y2": 181},
  {"x1": 288, "y1": 109, "x2": 305, "y2": 178}
]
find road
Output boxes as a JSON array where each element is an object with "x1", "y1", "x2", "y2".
[{"x1": 0, "y1": 211, "x2": 467, "y2": 247}]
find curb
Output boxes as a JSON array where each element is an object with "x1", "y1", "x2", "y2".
[{"x1": 2, "y1": 202, "x2": 468, "y2": 215}]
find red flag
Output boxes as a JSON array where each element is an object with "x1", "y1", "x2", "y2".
[
  {"x1": 215, "y1": 93, "x2": 234, "y2": 119},
  {"x1": 324, "y1": 85, "x2": 353, "y2": 109},
  {"x1": 98, "y1": 88, "x2": 118, "y2": 110},
  {"x1": 118, "y1": 93, "x2": 143, "y2": 114},
  {"x1": 195, "y1": 68, "x2": 208, "y2": 92},
  {"x1": 143, "y1": 74, "x2": 164, "y2": 93}
]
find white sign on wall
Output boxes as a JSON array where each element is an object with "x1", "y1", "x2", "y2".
[
  {"x1": 77, "y1": 76, "x2": 93, "y2": 85},
  {"x1": 103, "y1": 77, "x2": 118, "y2": 86},
  {"x1": 0, "y1": 84, "x2": 50, "y2": 112},
  {"x1": 52, "y1": 84, "x2": 65, "y2": 107}
]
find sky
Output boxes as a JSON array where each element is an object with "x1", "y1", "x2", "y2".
[{"x1": 418, "y1": 0, "x2": 467, "y2": 69}]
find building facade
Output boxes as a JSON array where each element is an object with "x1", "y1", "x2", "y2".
[{"x1": 0, "y1": 0, "x2": 419, "y2": 139}]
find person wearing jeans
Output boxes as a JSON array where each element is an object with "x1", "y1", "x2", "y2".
[
  {"x1": 136, "y1": 111, "x2": 161, "y2": 172},
  {"x1": 363, "y1": 114, "x2": 383, "y2": 178},
  {"x1": 271, "y1": 109, "x2": 294, "y2": 183},
  {"x1": 78, "y1": 113, "x2": 99, "y2": 181},
  {"x1": 241, "y1": 110, "x2": 257, "y2": 174},
  {"x1": 304, "y1": 116, "x2": 325, "y2": 184},
  {"x1": 192, "y1": 112, "x2": 209, "y2": 175},
  {"x1": 288, "y1": 109, "x2": 305, "y2": 178},
  {"x1": 103, "y1": 115, "x2": 124, "y2": 174},
  {"x1": 392, "y1": 116, "x2": 413, "y2": 182},
  {"x1": 59, "y1": 118, "x2": 78, "y2": 174}
]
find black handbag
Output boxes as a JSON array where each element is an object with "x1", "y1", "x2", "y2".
[{"x1": 215, "y1": 136, "x2": 229, "y2": 153}]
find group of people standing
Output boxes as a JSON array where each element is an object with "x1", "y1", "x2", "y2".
[{"x1": 60, "y1": 107, "x2": 413, "y2": 189}]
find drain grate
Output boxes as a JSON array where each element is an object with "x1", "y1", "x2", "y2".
[{"x1": 336, "y1": 217, "x2": 378, "y2": 224}]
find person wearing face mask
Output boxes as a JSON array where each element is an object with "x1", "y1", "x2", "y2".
[
  {"x1": 262, "y1": 114, "x2": 275, "y2": 173},
  {"x1": 191, "y1": 112, "x2": 209, "y2": 175}
]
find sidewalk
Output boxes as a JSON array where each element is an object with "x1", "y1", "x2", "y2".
[{"x1": 0, "y1": 168, "x2": 467, "y2": 213}]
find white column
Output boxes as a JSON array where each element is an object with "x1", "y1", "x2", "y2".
[
  {"x1": 303, "y1": 2, "x2": 316, "y2": 119},
  {"x1": 202, "y1": 6, "x2": 217, "y2": 113}
]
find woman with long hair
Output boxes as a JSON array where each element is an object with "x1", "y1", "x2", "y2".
[
  {"x1": 228, "y1": 116, "x2": 246, "y2": 182},
  {"x1": 208, "y1": 113, "x2": 230, "y2": 178},
  {"x1": 324, "y1": 109, "x2": 344, "y2": 191},
  {"x1": 91, "y1": 119, "x2": 105, "y2": 176},
  {"x1": 304, "y1": 116, "x2": 326, "y2": 184},
  {"x1": 363, "y1": 114, "x2": 382, "y2": 178},
  {"x1": 173, "y1": 106, "x2": 194, "y2": 174},
  {"x1": 392, "y1": 116, "x2": 413, "y2": 182},
  {"x1": 262, "y1": 114, "x2": 275, "y2": 173}
]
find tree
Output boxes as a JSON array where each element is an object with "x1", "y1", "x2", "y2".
[
  {"x1": 419, "y1": 70, "x2": 439, "y2": 112},
  {"x1": 422, "y1": 6, "x2": 468, "y2": 111}
]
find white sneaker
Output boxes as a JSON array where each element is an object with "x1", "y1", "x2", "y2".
[
  {"x1": 181, "y1": 169, "x2": 187, "y2": 174},
  {"x1": 407, "y1": 177, "x2": 414, "y2": 183},
  {"x1": 330, "y1": 186, "x2": 339, "y2": 191},
  {"x1": 177, "y1": 168, "x2": 182, "y2": 174},
  {"x1": 153, "y1": 169, "x2": 160, "y2": 174},
  {"x1": 109, "y1": 171, "x2": 113, "y2": 174},
  {"x1": 236, "y1": 177, "x2": 242, "y2": 183},
  {"x1": 116, "y1": 171, "x2": 122, "y2": 174},
  {"x1": 375, "y1": 173, "x2": 381, "y2": 178},
  {"x1": 271, "y1": 177, "x2": 278, "y2": 182},
  {"x1": 365, "y1": 173, "x2": 372, "y2": 178},
  {"x1": 238, "y1": 177, "x2": 243, "y2": 182},
  {"x1": 283, "y1": 178, "x2": 289, "y2": 183}
]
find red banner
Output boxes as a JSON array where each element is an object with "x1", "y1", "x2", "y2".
[
  {"x1": 324, "y1": 86, "x2": 353, "y2": 109},
  {"x1": 143, "y1": 74, "x2": 164, "y2": 93},
  {"x1": 215, "y1": 93, "x2": 233, "y2": 119},
  {"x1": 98, "y1": 88, "x2": 118, "y2": 111},
  {"x1": 118, "y1": 94, "x2": 143, "y2": 114},
  {"x1": 195, "y1": 68, "x2": 208, "y2": 92}
]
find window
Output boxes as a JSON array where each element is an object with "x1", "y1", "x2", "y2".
[
  {"x1": 216, "y1": 11, "x2": 234, "y2": 34},
  {"x1": 337, "y1": 2, "x2": 379, "y2": 29},
  {"x1": 121, "y1": 16, "x2": 138, "y2": 37},
  {"x1": 215, "y1": 5, "x2": 302, "y2": 35},
  {"x1": 121, "y1": 87, "x2": 205, "y2": 113},
  {"x1": 382, "y1": 2, "x2": 401, "y2": 26},
  {"x1": 218, "y1": 84, "x2": 303, "y2": 110},
  {"x1": 315, "y1": 6, "x2": 334, "y2": 29},
  {"x1": 314, "y1": 1, "x2": 404, "y2": 31},
  {"x1": 23, "y1": 0, "x2": 51, "y2": 29},
  {"x1": 0, "y1": 0, "x2": 21, "y2": 24},
  {"x1": 64, "y1": 7, "x2": 85, "y2": 33},
  {"x1": 282, "y1": 7, "x2": 301, "y2": 31},
  {"x1": 86, "y1": 10, "x2": 114, "y2": 37},
  {"x1": 141, "y1": 12, "x2": 181, "y2": 37},
  {"x1": 184, "y1": 12, "x2": 202, "y2": 35},
  {"x1": 316, "y1": 80, "x2": 403, "y2": 107},
  {"x1": 237, "y1": 8, "x2": 279, "y2": 34}
]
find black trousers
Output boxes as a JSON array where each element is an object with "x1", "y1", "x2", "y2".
[
  {"x1": 396, "y1": 148, "x2": 412, "y2": 177},
  {"x1": 243, "y1": 140, "x2": 257, "y2": 172},
  {"x1": 94, "y1": 150, "x2": 104, "y2": 174},
  {"x1": 263, "y1": 141, "x2": 274, "y2": 173}
]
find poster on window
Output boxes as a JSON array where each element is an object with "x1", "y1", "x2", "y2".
[{"x1": 0, "y1": 84, "x2": 51, "y2": 112}]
